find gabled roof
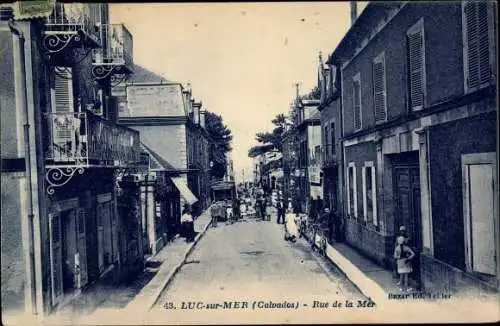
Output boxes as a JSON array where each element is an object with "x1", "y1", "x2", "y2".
[
  {"x1": 140, "y1": 143, "x2": 176, "y2": 171},
  {"x1": 128, "y1": 64, "x2": 173, "y2": 84},
  {"x1": 309, "y1": 110, "x2": 321, "y2": 121}
]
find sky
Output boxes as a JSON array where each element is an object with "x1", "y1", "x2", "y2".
[{"x1": 110, "y1": 2, "x2": 367, "y2": 181}]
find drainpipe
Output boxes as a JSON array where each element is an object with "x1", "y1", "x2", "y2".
[{"x1": 9, "y1": 19, "x2": 38, "y2": 315}]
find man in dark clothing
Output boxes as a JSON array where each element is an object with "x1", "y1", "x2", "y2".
[
  {"x1": 308, "y1": 196, "x2": 317, "y2": 222},
  {"x1": 316, "y1": 196, "x2": 323, "y2": 220},
  {"x1": 276, "y1": 199, "x2": 285, "y2": 224}
]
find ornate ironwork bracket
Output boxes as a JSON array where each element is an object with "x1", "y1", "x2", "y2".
[
  {"x1": 91, "y1": 65, "x2": 128, "y2": 82},
  {"x1": 46, "y1": 167, "x2": 85, "y2": 195},
  {"x1": 42, "y1": 33, "x2": 81, "y2": 54},
  {"x1": 111, "y1": 73, "x2": 128, "y2": 87}
]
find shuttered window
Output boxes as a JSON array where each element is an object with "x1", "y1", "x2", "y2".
[
  {"x1": 372, "y1": 52, "x2": 387, "y2": 123},
  {"x1": 352, "y1": 73, "x2": 362, "y2": 131},
  {"x1": 407, "y1": 19, "x2": 426, "y2": 111},
  {"x1": 330, "y1": 121, "x2": 336, "y2": 155},
  {"x1": 52, "y1": 67, "x2": 74, "y2": 113},
  {"x1": 464, "y1": 1, "x2": 492, "y2": 90}
]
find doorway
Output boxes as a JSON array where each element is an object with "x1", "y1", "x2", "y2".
[{"x1": 392, "y1": 152, "x2": 422, "y2": 289}]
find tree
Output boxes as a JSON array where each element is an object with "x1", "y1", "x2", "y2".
[
  {"x1": 248, "y1": 113, "x2": 287, "y2": 157},
  {"x1": 205, "y1": 111, "x2": 233, "y2": 179}
]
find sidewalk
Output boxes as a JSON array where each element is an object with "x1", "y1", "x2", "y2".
[
  {"x1": 47, "y1": 207, "x2": 213, "y2": 325},
  {"x1": 323, "y1": 241, "x2": 499, "y2": 322}
]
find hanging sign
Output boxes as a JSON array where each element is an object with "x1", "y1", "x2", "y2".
[{"x1": 14, "y1": 0, "x2": 55, "y2": 20}]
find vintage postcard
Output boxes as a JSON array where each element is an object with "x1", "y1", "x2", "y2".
[{"x1": 1, "y1": 1, "x2": 498, "y2": 325}]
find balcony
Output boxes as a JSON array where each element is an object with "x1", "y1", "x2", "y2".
[
  {"x1": 44, "y1": 110, "x2": 146, "y2": 194},
  {"x1": 92, "y1": 24, "x2": 134, "y2": 83},
  {"x1": 42, "y1": 2, "x2": 100, "y2": 54},
  {"x1": 322, "y1": 143, "x2": 337, "y2": 167}
]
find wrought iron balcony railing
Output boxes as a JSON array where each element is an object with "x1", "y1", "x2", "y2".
[
  {"x1": 43, "y1": 2, "x2": 101, "y2": 54},
  {"x1": 92, "y1": 24, "x2": 134, "y2": 82},
  {"x1": 322, "y1": 143, "x2": 337, "y2": 167},
  {"x1": 45, "y1": 111, "x2": 141, "y2": 167}
]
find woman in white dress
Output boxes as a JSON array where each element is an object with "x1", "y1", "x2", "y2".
[{"x1": 284, "y1": 209, "x2": 299, "y2": 242}]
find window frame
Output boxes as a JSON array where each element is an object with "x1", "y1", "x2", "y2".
[
  {"x1": 352, "y1": 72, "x2": 362, "y2": 132},
  {"x1": 406, "y1": 18, "x2": 427, "y2": 111},
  {"x1": 372, "y1": 51, "x2": 388, "y2": 123},
  {"x1": 330, "y1": 120, "x2": 336, "y2": 155},
  {"x1": 346, "y1": 162, "x2": 358, "y2": 218},
  {"x1": 462, "y1": 1, "x2": 496, "y2": 93},
  {"x1": 362, "y1": 161, "x2": 378, "y2": 226}
]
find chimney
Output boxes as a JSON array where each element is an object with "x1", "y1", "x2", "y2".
[
  {"x1": 200, "y1": 110, "x2": 206, "y2": 128},
  {"x1": 350, "y1": 1, "x2": 358, "y2": 26}
]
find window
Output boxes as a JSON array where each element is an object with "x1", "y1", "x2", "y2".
[
  {"x1": 462, "y1": 153, "x2": 497, "y2": 276},
  {"x1": 407, "y1": 19, "x2": 426, "y2": 110},
  {"x1": 362, "y1": 161, "x2": 378, "y2": 225},
  {"x1": 347, "y1": 162, "x2": 357, "y2": 218},
  {"x1": 352, "y1": 73, "x2": 362, "y2": 131},
  {"x1": 51, "y1": 67, "x2": 74, "y2": 114},
  {"x1": 330, "y1": 121, "x2": 336, "y2": 155},
  {"x1": 373, "y1": 52, "x2": 387, "y2": 122},
  {"x1": 463, "y1": 1, "x2": 494, "y2": 91},
  {"x1": 324, "y1": 125, "x2": 329, "y2": 157}
]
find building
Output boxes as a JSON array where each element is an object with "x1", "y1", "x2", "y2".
[
  {"x1": 116, "y1": 72, "x2": 211, "y2": 254},
  {"x1": 1, "y1": 2, "x2": 144, "y2": 317},
  {"x1": 296, "y1": 99, "x2": 322, "y2": 213},
  {"x1": 330, "y1": 1, "x2": 497, "y2": 294},
  {"x1": 317, "y1": 53, "x2": 344, "y2": 224}
]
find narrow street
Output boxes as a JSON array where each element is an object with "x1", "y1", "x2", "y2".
[{"x1": 147, "y1": 216, "x2": 365, "y2": 324}]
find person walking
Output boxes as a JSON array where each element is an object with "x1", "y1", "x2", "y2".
[
  {"x1": 180, "y1": 204, "x2": 195, "y2": 242},
  {"x1": 277, "y1": 199, "x2": 285, "y2": 224}
]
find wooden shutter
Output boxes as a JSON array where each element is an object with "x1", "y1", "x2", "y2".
[
  {"x1": 373, "y1": 53, "x2": 387, "y2": 122},
  {"x1": 330, "y1": 121, "x2": 335, "y2": 154},
  {"x1": 464, "y1": 1, "x2": 492, "y2": 89},
  {"x1": 52, "y1": 67, "x2": 74, "y2": 113},
  {"x1": 49, "y1": 213, "x2": 63, "y2": 305},
  {"x1": 51, "y1": 67, "x2": 76, "y2": 153},
  {"x1": 407, "y1": 21, "x2": 425, "y2": 110},
  {"x1": 77, "y1": 208, "x2": 88, "y2": 287},
  {"x1": 353, "y1": 75, "x2": 361, "y2": 130}
]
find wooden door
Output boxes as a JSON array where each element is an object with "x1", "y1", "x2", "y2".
[
  {"x1": 77, "y1": 208, "x2": 88, "y2": 288},
  {"x1": 49, "y1": 213, "x2": 63, "y2": 305},
  {"x1": 465, "y1": 163, "x2": 496, "y2": 275},
  {"x1": 97, "y1": 203, "x2": 105, "y2": 273},
  {"x1": 394, "y1": 166, "x2": 422, "y2": 248},
  {"x1": 394, "y1": 166, "x2": 422, "y2": 288},
  {"x1": 62, "y1": 209, "x2": 77, "y2": 292},
  {"x1": 111, "y1": 203, "x2": 118, "y2": 264},
  {"x1": 103, "y1": 202, "x2": 113, "y2": 265}
]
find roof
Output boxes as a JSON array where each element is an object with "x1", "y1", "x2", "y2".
[
  {"x1": 326, "y1": 2, "x2": 400, "y2": 65},
  {"x1": 140, "y1": 143, "x2": 176, "y2": 171},
  {"x1": 128, "y1": 64, "x2": 173, "y2": 84},
  {"x1": 309, "y1": 110, "x2": 321, "y2": 121}
]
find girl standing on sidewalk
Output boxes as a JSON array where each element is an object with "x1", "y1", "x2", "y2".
[{"x1": 394, "y1": 235, "x2": 415, "y2": 292}]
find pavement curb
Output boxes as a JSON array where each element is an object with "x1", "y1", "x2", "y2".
[
  {"x1": 125, "y1": 214, "x2": 213, "y2": 314},
  {"x1": 324, "y1": 243, "x2": 388, "y2": 304},
  {"x1": 148, "y1": 216, "x2": 213, "y2": 310},
  {"x1": 299, "y1": 229, "x2": 387, "y2": 305}
]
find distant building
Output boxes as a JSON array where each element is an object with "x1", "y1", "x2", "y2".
[{"x1": 116, "y1": 72, "x2": 212, "y2": 253}]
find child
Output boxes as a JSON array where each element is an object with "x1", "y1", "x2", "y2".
[{"x1": 394, "y1": 235, "x2": 415, "y2": 292}]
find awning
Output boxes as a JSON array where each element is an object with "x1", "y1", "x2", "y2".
[{"x1": 170, "y1": 177, "x2": 198, "y2": 205}]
